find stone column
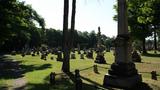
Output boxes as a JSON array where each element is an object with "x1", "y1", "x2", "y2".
[
  {"x1": 97, "y1": 27, "x2": 101, "y2": 47},
  {"x1": 103, "y1": 0, "x2": 142, "y2": 89}
]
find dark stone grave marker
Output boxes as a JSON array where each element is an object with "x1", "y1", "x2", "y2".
[
  {"x1": 151, "y1": 71, "x2": 157, "y2": 80},
  {"x1": 86, "y1": 50, "x2": 93, "y2": 59},
  {"x1": 132, "y1": 50, "x2": 141, "y2": 62},
  {"x1": 71, "y1": 53, "x2": 76, "y2": 59},
  {"x1": 56, "y1": 51, "x2": 63, "y2": 61},
  {"x1": 50, "y1": 72, "x2": 56, "y2": 85},
  {"x1": 80, "y1": 54, "x2": 84, "y2": 59},
  {"x1": 93, "y1": 65, "x2": 98, "y2": 73},
  {"x1": 75, "y1": 69, "x2": 82, "y2": 90}
]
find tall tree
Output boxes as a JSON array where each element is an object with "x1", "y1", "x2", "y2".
[
  {"x1": 70, "y1": 0, "x2": 76, "y2": 48},
  {"x1": 62, "y1": 0, "x2": 70, "y2": 72},
  {"x1": 151, "y1": 0, "x2": 160, "y2": 53}
]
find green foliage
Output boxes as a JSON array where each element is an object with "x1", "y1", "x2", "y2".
[
  {"x1": 45, "y1": 28, "x2": 113, "y2": 49},
  {"x1": 0, "y1": 0, "x2": 45, "y2": 52},
  {"x1": 113, "y1": 0, "x2": 160, "y2": 41},
  {"x1": 46, "y1": 29, "x2": 62, "y2": 47}
]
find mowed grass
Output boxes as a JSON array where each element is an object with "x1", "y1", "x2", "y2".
[{"x1": 0, "y1": 51, "x2": 160, "y2": 90}]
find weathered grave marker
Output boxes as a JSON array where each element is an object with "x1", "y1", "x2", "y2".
[
  {"x1": 93, "y1": 65, "x2": 98, "y2": 73},
  {"x1": 57, "y1": 51, "x2": 63, "y2": 61},
  {"x1": 50, "y1": 72, "x2": 56, "y2": 85},
  {"x1": 71, "y1": 53, "x2": 76, "y2": 59},
  {"x1": 80, "y1": 54, "x2": 84, "y2": 59},
  {"x1": 151, "y1": 71, "x2": 157, "y2": 80},
  {"x1": 132, "y1": 50, "x2": 141, "y2": 62},
  {"x1": 75, "y1": 69, "x2": 82, "y2": 90}
]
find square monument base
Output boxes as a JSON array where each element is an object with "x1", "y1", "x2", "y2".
[{"x1": 103, "y1": 74, "x2": 142, "y2": 89}]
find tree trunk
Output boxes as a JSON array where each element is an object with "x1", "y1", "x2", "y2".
[
  {"x1": 142, "y1": 38, "x2": 147, "y2": 54},
  {"x1": 62, "y1": 0, "x2": 70, "y2": 72},
  {"x1": 154, "y1": 29, "x2": 157, "y2": 53},
  {"x1": 70, "y1": 0, "x2": 76, "y2": 48}
]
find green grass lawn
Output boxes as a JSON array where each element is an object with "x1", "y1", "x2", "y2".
[{"x1": 0, "y1": 51, "x2": 160, "y2": 90}]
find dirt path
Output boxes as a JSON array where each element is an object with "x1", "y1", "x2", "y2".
[
  {"x1": 10, "y1": 77, "x2": 27, "y2": 90},
  {"x1": 0, "y1": 56, "x2": 27, "y2": 90}
]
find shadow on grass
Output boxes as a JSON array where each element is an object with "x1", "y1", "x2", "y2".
[
  {"x1": 20, "y1": 63, "x2": 52, "y2": 74},
  {"x1": 0, "y1": 86, "x2": 8, "y2": 90},
  {"x1": 128, "y1": 82, "x2": 153, "y2": 90},
  {"x1": 15, "y1": 83, "x2": 74, "y2": 90},
  {"x1": 142, "y1": 53, "x2": 160, "y2": 57},
  {"x1": 64, "y1": 66, "x2": 111, "y2": 90},
  {"x1": 0, "y1": 55, "x2": 52, "y2": 80},
  {"x1": 0, "y1": 55, "x2": 23, "y2": 79}
]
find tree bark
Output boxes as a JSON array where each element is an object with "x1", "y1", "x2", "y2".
[
  {"x1": 142, "y1": 38, "x2": 147, "y2": 54},
  {"x1": 62, "y1": 0, "x2": 70, "y2": 72},
  {"x1": 154, "y1": 29, "x2": 157, "y2": 53},
  {"x1": 70, "y1": 0, "x2": 76, "y2": 48}
]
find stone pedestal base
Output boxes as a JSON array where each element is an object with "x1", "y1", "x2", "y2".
[
  {"x1": 103, "y1": 62, "x2": 142, "y2": 89},
  {"x1": 103, "y1": 74, "x2": 142, "y2": 89},
  {"x1": 95, "y1": 55, "x2": 106, "y2": 64}
]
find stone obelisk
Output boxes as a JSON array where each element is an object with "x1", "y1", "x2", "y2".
[
  {"x1": 103, "y1": 0, "x2": 142, "y2": 89},
  {"x1": 95, "y1": 27, "x2": 106, "y2": 64}
]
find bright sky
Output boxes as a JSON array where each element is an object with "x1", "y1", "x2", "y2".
[{"x1": 20, "y1": 0, "x2": 117, "y2": 37}]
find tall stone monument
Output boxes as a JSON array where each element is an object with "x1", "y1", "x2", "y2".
[
  {"x1": 94, "y1": 27, "x2": 106, "y2": 64},
  {"x1": 103, "y1": 0, "x2": 142, "y2": 89}
]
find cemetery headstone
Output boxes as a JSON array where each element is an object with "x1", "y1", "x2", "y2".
[
  {"x1": 41, "y1": 52, "x2": 47, "y2": 60},
  {"x1": 56, "y1": 51, "x2": 63, "y2": 61},
  {"x1": 132, "y1": 50, "x2": 141, "y2": 62},
  {"x1": 93, "y1": 65, "x2": 98, "y2": 73},
  {"x1": 50, "y1": 72, "x2": 56, "y2": 85},
  {"x1": 151, "y1": 71, "x2": 157, "y2": 80},
  {"x1": 80, "y1": 54, "x2": 84, "y2": 59},
  {"x1": 95, "y1": 52, "x2": 106, "y2": 64},
  {"x1": 75, "y1": 69, "x2": 82, "y2": 90},
  {"x1": 86, "y1": 50, "x2": 93, "y2": 59},
  {"x1": 71, "y1": 53, "x2": 76, "y2": 59},
  {"x1": 32, "y1": 52, "x2": 36, "y2": 56}
]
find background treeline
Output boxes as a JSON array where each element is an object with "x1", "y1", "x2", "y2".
[
  {"x1": 46, "y1": 29, "x2": 114, "y2": 49},
  {"x1": 0, "y1": 0, "x2": 114, "y2": 53}
]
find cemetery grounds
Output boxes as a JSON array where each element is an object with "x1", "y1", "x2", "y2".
[{"x1": 0, "y1": 51, "x2": 160, "y2": 90}]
